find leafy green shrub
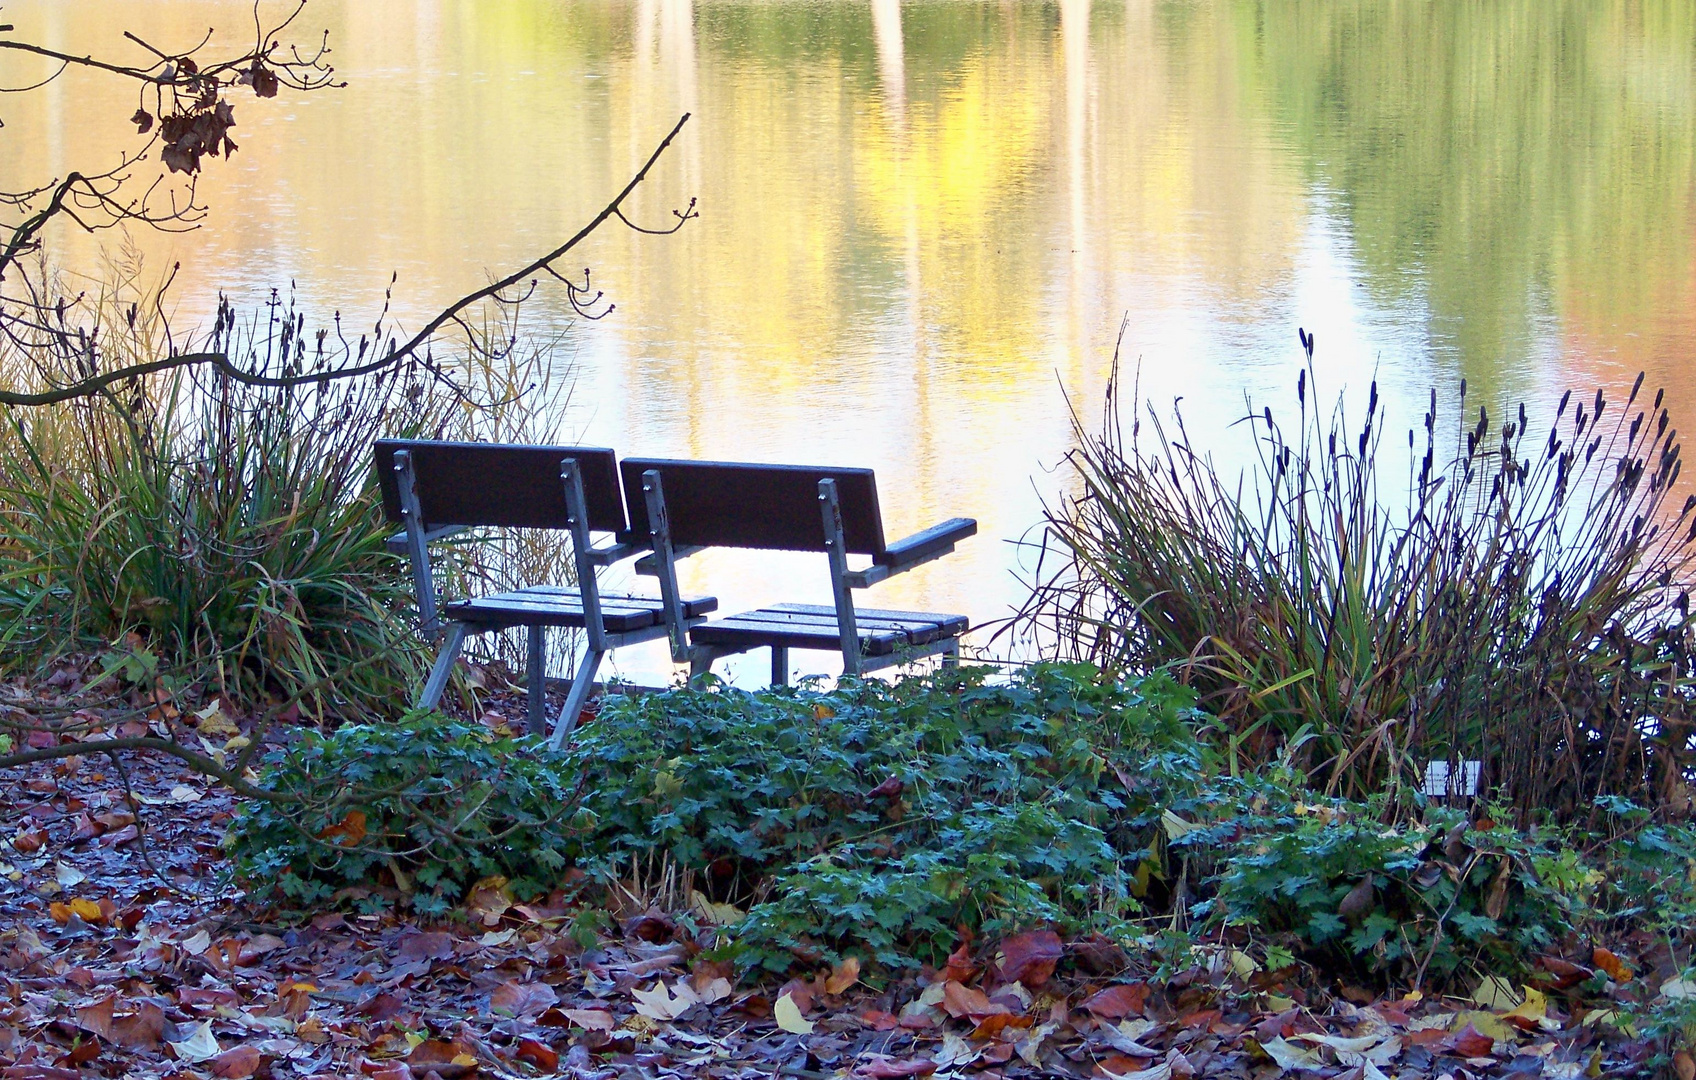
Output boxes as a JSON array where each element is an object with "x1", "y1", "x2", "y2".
[
  {"x1": 1185, "y1": 788, "x2": 1589, "y2": 985},
  {"x1": 1021, "y1": 339, "x2": 1696, "y2": 820},
  {"x1": 563, "y1": 664, "x2": 1211, "y2": 973},
  {"x1": 228, "y1": 712, "x2": 580, "y2": 914}
]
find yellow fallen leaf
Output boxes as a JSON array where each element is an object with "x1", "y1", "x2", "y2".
[
  {"x1": 774, "y1": 992, "x2": 815, "y2": 1035},
  {"x1": 688, "y1": 889, "x2": 744, "y2": 927},
  {"x1": 194, "y1": 701, "x2": 241, "y2": 739},
  {"x1": 1161, "y1": 809, "x2": 1202, "y2": 841},
  {"x1": 1504, "y1": 986, "x2": 1548, "y2": 1023},
  {"x1": 69, "y1": 897, "x2": 103, "y2": 923},
  {"x1": 1451, "y1": 1009, "x2": 1517, "y2": 1043},
  {"x1": 1471, "y1": 974, "x2": 1520, "y2": 1011}
]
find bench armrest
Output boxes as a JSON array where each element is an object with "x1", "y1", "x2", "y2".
[
  {"x1": 384, "y1": 524, "x2": 469, "y2": 555},
  {"x1": 583, "y1": 540, "x2": 645, "y2": 568},
  {"x1": 634, "y1": 545, "x2": 704, "y2": 576},
  {"x1": 845, "y1": 517, "x2": 976, "y2": 587},
  {"x1": 883, "y1": 517, "x2": 977, "y2": 571}
]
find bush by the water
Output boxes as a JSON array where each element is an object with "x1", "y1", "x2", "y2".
[
  {"x1": 228, "y1": 666, "x2": 1696, "y2": 991},
  {"x1": 1023, "y1": 343, "x2": 1696, "y2": 820}
]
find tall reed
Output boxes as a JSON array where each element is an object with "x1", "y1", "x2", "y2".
[
  {"x1": 0, "y1": 262, "x2": 573, "y2": 719},
  {"x1": 1019, "y1": 333, "x2": 1696, "y2": 819}
]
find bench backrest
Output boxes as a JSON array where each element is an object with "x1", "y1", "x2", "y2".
[
  {"x1": 621, "y1": 457, "x2": 887, "y2": 556},
  {"x1": 374, "y1": 439, "x2": 627, "y2": 533}
]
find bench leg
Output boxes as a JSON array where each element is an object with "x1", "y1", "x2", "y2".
[
  {"x1": 771, "y1": 645, "x2": 788, "y2": 687},
  {"x1": 527, "y1": 624, "x2": 548, "y2": 734},
  {"x1": 417, "y1": 622, "x2": 469, "y2": 711},
  {"x1": 549, "y1": 648, "x2": 603, "y2": 749},
  {"x1": 941, "y1": 640, "x2": 960, "y2": 668}
]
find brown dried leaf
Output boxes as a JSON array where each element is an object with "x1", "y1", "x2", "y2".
[
  {"x1": 490, "y1": 979, "x2": 557, "y2": 1019},
  {"x1": 990, "y1": 930, "x2": 1062, "y2": 988},
  {"x1": 515, "y1": 1039, "x2": 558, "y2": 1071},
  {"x1": 942, "y1": 980, "x2": 1009, "y2": 1021},
  {"x1": 1083, "y1": 983, "x2": 1151, "y2": 1020},
  {"x1": 825, "y1": 956, "x2": 862, "y2": 995},
  {"x1": 208, "y1": 1045, "x2": 263, "y2": 1079}
]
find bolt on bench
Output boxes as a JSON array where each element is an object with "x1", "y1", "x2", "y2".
[
  {"x1": 374, "y1": 440, "x2": 717, "y2": 744},
  {"x1": 620, "y1": 458, "x2": 977, "y2": 683}
]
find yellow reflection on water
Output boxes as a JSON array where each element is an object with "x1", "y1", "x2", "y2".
[{"x1": 3, "y1": 0, "x2": 1694, "y2": 683}]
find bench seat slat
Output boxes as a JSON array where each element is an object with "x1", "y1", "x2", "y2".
[
  {"x1": 691, "y1": 605, "x2": 969, "y2": 655},
  {"x1": 693, "y1": 618, "x2": 907, "y2": 656},
  {"x1": 444, "y1": 589, "x2": 716, "y2": 632},
  {"x1": 765, "y1": 603, "x2": 969, "y2": 640}
]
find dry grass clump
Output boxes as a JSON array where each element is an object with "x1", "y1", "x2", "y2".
[{"x1": 1020, "y1": 334, "x2": 1696, "y2": 820}]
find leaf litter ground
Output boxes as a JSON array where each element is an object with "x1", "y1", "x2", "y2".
[{"x1": 0, "y1": 738, "x2": 1673, "y2": 1079}]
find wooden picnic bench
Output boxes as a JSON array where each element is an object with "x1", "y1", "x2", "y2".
[
  {"x1": 621, "y1": 458, "x2": 976, "y2": 682},
  {"x1": 374, "y1": 439, "x2": 717, "y2": 743}
]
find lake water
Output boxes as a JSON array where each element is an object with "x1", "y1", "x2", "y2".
[{"x1": 5, "y1": 0, "x2": 1695, "y2": 685}]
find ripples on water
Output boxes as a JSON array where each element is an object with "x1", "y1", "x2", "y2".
[{"x1": 3, "y1": 0, "x2": 1693, "y2": 684}]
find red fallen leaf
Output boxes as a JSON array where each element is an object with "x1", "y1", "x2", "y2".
[
  {"x1": 981, "y1": 1043, "x2": 1016, "y2": 1066},
  {"x1": 624, "y1": 911, "x2": 677, "y2": 944},
  {"x1": 1592, "y1": 947, "x2": 1633, "y2": 982},
  {"x1": 317, "y1": 810, "x2": 367, "y2": 847},
  {"x1": 515, "y1": 1039, "x2": 558, "y2": 1071},
  {"x1": 103, "y1": 824, "x2": 140, "y2": 847},
  {"x1": 1403, "y1": 1026, "x2": 1450, "y2": 1048},
  {"x1": 358, "y1": 1061, "x2": 414, "y2": 1080},
  {"x1": 1444, "y1": 1022, "x2": 1496, "y2": 1058},
  {"x1": 865, "y1": 776, "x2": 903, "y2": 800},
  {"x1": 1070, "y1": 933, "x2": 1129, "y2": 975},
  {"x1": 75, "y1": 996, "x2": 115, "y2": 1039},
  {"x1": 406, "y1": 1039, "x2": 476, "y2": 1077},
  {"x1": 355, "y1": 992, "x2": 410, "y2": 1021},
  {"x1": 9, "y1": 825, "x2": 48, "y2": 854},
  {"x1": 776, "y1": 978, "x2": 815, "y2": 1014},
  {"x1": 25, "y1": 728, "x2": 60, "y2": 749},
  {"x1": 394, "y1": 932, "x2": 455, "y2": 963},
  {"x1": 941, "y1": 943, "x2": 977, "y2": 983},
  {"x1": 859, "y1": 1009, "x2": 900, "y2": 1031},
  {"x1": 1096, "y1": 1054, "x2": 1159, "y2": 1078},
  {"x1": 179, "y1": 987, "x2": 242, "y2": 1009},
  {"x1": 1180, "y1": 1008, "x2": 1222, "y2": 1031},
  {"x1": 990, "y1": 930, "x2": 1062, "y2": 988},
  {"x1": 108, "y1": 1000, "x2": 168, "y2": 1050},
  {"x1": 941, "y1": 980, "x2": 1009, "y2": 1021},
  {"x1": 56, "y1": 1038, "x2": 100, "y2": 1068},
  {"x1": 1082, "y1": 983, "x2": 1150, "y2": 1020},
  {"x1": 490, "y1": 979, "x2": 558, "y2": 1019},
  {"x1": 92, "y1": 810, "x2": 135, "y2": 831},
  {"x1": 2, "y1": 1066, "x2": 84, "y2": 1079},
  {"x1": 1534, "y1": 955, "x2": 1592, "y2": 989},
  {"x1": 970, "y1": 1013, "x2": 1034, "y2": 1040},
  {"x1": 208, "y1": 1046, "x2": 263, "y2": 1079},
  {"x1": 852, "y1": 1058, "x2": 938, "y2": 1079}
]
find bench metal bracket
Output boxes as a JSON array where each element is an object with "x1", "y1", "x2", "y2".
[
  {"x1": 819, "y1": 478, "x2": 863, "y2": 677},
  {"x1": 393, "y1": 450, "x2": 440, "y2": 638}
]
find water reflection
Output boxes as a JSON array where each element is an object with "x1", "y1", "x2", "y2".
[{"x1": 2, "y1": 0, "x2": 1692, "y2": 684}]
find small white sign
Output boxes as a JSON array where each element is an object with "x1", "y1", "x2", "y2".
[{"x1": 1423, "y1": 759, "x2": 1481, "y2": 798}]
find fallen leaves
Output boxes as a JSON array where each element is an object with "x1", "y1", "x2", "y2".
[
  {"x1": 774, "y1": 992, "x2": 816, "y2": 1035},
  {"x1": 989, "y1": 929, "x2": 1063, "y2": 988},
  {"x1": 0, "y1": 729, "x2": 1677, "y2": 1080}
]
